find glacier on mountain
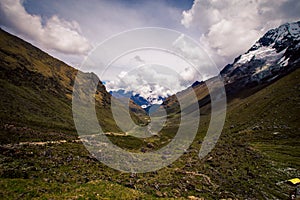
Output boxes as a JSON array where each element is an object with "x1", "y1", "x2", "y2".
[{"x1": 221, "y1": 21, "x2": 300, "y2": 85}]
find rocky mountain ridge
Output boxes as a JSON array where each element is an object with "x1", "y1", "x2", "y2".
[{"x1": 220, "y1": 21, "x2": 300, "y2": 93}]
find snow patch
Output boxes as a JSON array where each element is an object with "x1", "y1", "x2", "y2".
[
  {"x1": 254, "y1": 64, "x2": 270, "y2": 75},
  {"x1": 278, "y1": 56, "x2": 289, "y2": 67},
  {"x1": 236, "y1": 53, "x2": 254, "y2": 65},
  {"x1": 236, "y1": 46, "x2": 285, "y2": 66},
  {"x1": 148, "y1": 98, "x2": 163, "y2": 105}
]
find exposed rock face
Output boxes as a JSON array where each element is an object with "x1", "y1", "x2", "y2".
[{"x1": 221, "y1": 21, "x2": 300, "y2": 93}]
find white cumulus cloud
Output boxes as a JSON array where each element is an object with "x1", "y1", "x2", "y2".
[
  {"x1": 0, "y1": 0, "x2": 91, "y2": 55},
  {"x1": 181, "y1": 0, "x2": 300, "y2": 67},
  {"x1": 106, "y1": 64, "x2": 184, "y2": 99}
]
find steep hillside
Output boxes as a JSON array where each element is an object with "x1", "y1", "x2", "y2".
[
  {"x1": 161, "y1": 56, "x2": 300, "y2": 199},
  {"x1": 0, "y1": 28, "x2": 148, "y2": 143},
  {"x1": 213, "y1": 67, "x2": 300, "y2": 198},
  {"x1": 0, "y1": 66, "x2": 298, "y2": 200},
  {"x1": 158, "y1": 21, "x2": 300, "y2": 198},
  {"x1": 164, "y1": 21, "x2": 300, "y2": 115},
  {"x1": 0, "y1": 22, "x2": 299, "y2": 199}
]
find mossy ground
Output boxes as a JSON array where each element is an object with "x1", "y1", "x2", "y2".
[
  {"x1": 1, "y1": 66, "x2": 299, "y2": 199},
  {"x1": 0, "y1": 28, "x2": 299, "y2": 199}
]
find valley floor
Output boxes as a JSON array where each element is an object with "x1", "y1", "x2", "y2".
[{"x1": 0, "y1": 70, "x2": 299, "y2": 199}]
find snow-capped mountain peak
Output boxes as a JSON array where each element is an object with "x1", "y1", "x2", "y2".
[
  {"x1": 110, "y1": 89, "x2": 166, "y2": 112},
  {"x1": 250, "y1": 21, "x2": 300, "y2": 52},
  {"x1": 221, "y1": 21, "x2": 300, "y2": 87}
]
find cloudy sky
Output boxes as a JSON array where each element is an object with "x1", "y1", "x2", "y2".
[{"x1": 0, "y1": 0, "x2": 299, "y2": 99}]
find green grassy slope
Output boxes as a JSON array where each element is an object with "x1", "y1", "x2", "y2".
[
  {"x1": 0, "y1": 28, "x2": 299, "y2": 199},
  {"x1": 212, "y1": 67, "x2": 300, "y2": 198},
  {"x1": 0, "y1": 28, "x2": 148, "y2": 142},
  {"x1": 0, "y1": 69, "x2": 298, "y2": 199},
  {"x1": 162, "y1": 67, "x2": 300, "y2": 199}
]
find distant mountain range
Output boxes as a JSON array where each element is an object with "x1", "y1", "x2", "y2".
[
  {"x1": 112, "y1": 22, "x2": 300, "y2": 113},
  {"x1": 110, "y1": 89, "x2": 166, "y2": 113},
  {"x1": 0, "y1": 21, "x2": 299, "y2": 199},
  {"x1": 164, "y1": 21, "x2": 300, "y2": 115},
  {"x1": 1, "y1": 20, "x2": 299, "y2": 132}
]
